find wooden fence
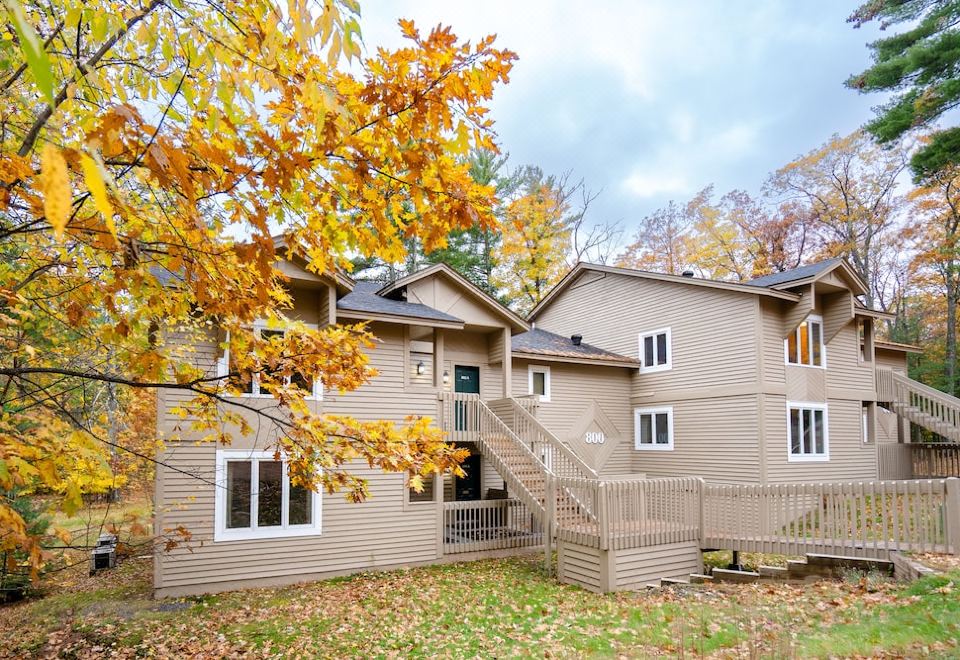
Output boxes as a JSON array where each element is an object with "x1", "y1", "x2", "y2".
[
  {"x1": 442, "y1": 499, "x2": 542, "y2": 554},
  {"x1": 878, "y1": 443, "x2": 960, "y2": 479},
  {"x1": 912, "y1": 444, "x2": 960, "y2": 478},
  {"x1": 703, "y1": 479, "x2": 960, "y2": 558},
  {"x1": 552, "y1": 476, "x2": 701, "y2": 550},
  {"x1": 549, "y1": 476, "x2": 959, "y2": 558}
]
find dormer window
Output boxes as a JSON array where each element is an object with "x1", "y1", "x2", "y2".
[{"x1": 785, "y1": 315, "x2": 824, "y2": 368}]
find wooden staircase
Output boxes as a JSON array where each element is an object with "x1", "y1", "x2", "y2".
[
  {"x1": 438, "y1": 392, "x2": 598, "y2": 543},
  {"x1": 877, "y1": 368, "x2": 960, "y2": 442}
]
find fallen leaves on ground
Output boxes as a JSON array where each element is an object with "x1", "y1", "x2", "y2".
[{"x1": 1, "y1": 555, "x2": 958, "y2": 658}]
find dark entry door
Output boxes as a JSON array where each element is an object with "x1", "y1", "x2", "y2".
[
  {"x1": 454, "y1": 365, "x2": 480, "y2": 431},
  {"x1": 455, "y1": 453, "x2": 482, "y2": 501}
]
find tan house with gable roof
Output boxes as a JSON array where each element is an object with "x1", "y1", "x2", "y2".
[{"x1": 154, "y1": 256, "x2": 957, "y2": 597}]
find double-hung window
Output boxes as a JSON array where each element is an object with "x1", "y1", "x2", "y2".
[
  {"x1": 638, "y1": 328, "x2": 671, "y2": 373},
  {"x1": 528, "y1": 365, "x2": 551, "y2": 402},
  {"x1": 785, "y1": 315, "x2": 824, "y2": 367},
  {"x1": 634, "y1": 407, "x2": 674, "y2": 450},
  {"x1": 215, "y1": 450, "x2": 322, "y2": 541},
  {"x1": 787, "y1": 402, "x2": 828, "y2": 462},
  {"x1": 221, "y1": 323, "x2": 322, "y2": 399}
]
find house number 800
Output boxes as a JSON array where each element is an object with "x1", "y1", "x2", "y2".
[{"x1": 585, "y1": 432, "x2": 605, "y2": 445}]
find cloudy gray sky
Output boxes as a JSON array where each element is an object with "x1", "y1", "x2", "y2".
[{"x1": 360, "y1": 1, "x2": 887, "y2": 238}]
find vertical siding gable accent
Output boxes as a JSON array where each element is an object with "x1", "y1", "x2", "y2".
[
  {"x1": 821, "y1": 291, "x2": 855, "y2": 343},
  {"x1": 782, "y1": 284, "x2": 815, "y2": 337}
]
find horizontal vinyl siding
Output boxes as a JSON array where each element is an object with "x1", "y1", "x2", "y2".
[
  {"x1": 512, "y1": 359, "x2": 634, "y2": 475},
  {"x1": 631, "y1": 395, "x2": 761, "y2": 483},
  {"x1": 557, "y1": 541, "x2": 603, "y2": 591},
  {"x1": 156, "y1": 316, "x2": 506, "y2": 592},
  {"x1": 764, "y1": 395, "x2": 877, "y2": 482},
  {"x1": 156, "y1": 446, "x2": 438, "y2": 590},
  {"x1": 825, "y1": 319, "x2": 875, "y2": 397},
  {"x1": 613, "y1": 541, "x2": 701, "y2": 590},
  {"x1": 876, "y1": 349, "x2": 908, "y2": 375},
  {"x1": 536, "y1": 272, "x2": 761, "y2": 396}
]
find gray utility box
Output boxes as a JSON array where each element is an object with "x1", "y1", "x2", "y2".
[{"x1": 90, "y1": 533, "x2": 118, "y2": 575}]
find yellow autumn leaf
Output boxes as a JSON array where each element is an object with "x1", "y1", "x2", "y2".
[
  {"x1": 80, "y1": 152, "x2": 117, "y2": 240},
  {"x1": 40, "y1": 143, "x2": 71, "y2": 237}
]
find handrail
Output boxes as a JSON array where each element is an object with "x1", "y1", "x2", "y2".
[
  {"x1": 438, "y1": 391, "x2": 550, "y2": 518},
  {"x1": 893, "y1": 370, "x2": 960, "y2": 407},
  {"x1": 506, "y1": 398, "x2": 599, "y2": 480},
  {"x1": 878, "y1": 368, "x2": 960, "y2": 442}
]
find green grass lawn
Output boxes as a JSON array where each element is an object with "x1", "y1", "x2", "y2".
[{"x1": 1, "y1": 554, "x2": 958, "y2": 658}]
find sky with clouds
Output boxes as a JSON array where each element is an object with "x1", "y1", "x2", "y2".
[{"x1": 360, "y1": 1, "x2": 888, "y2": 238}]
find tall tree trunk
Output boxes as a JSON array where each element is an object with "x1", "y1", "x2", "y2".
[{"x1": 946, "y1": 267, "x2": 957, "y2": 396}]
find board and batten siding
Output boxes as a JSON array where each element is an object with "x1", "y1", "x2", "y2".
[{"x1": 511, "y1": 359, "x2": 634, "y2": 475}]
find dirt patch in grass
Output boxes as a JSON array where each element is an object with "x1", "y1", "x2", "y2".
[{"x1": 2, "y1": 554, "x2": 958, "y2": 658}]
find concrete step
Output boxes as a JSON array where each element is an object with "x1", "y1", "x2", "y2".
[
  {"x1": 711, "y1": 568, "x2": 761, "y2": 583},
  {"x1": 758, "y1": 565, "x2": 790, "y2": 579},
  {"x1": 805, "y1": 553, "x2": 894, "y2": 575}
]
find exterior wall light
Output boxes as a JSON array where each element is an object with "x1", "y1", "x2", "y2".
[
  {"x1": 442, "y1": 370, "x2": 450, "y2": 385},
  {"x1": 417, "y1": 360, "x2": 425, "y2": 375}
]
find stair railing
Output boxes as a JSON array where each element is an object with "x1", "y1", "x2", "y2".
[{"x1": 884, "y1": 369, "x2": 960, "y2": 442}]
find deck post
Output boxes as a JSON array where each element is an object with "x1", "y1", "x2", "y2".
[
  {"x1": 598, "y1": 481, "x2": 609, "y2": 551},
  {"x1": 696, "y1": 478, "x2": 705, "y2": 549},
  {"x1": 544, "y1": 474, "x2": 555, "y2": 576},
  {"x1": 946, "y1": 478, "x2": 960, "y2": 556}
]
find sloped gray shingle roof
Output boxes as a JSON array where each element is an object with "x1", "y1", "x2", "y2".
[
  {"x1": 337, "y1": 281, "x2": 463, "y2": 323},
  {"x1": 745, "y1": 258, "x2": 842, "y2": 288},
  {"x1": 512, "y1": 328, "x2": 637, "y2": 364}
]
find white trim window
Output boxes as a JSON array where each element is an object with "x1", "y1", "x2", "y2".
[
  {"x1": 638, "y1": 328, "x2": 671, "y2": 373},
  {"x1": 787, "y1": 402, "x2": 829, "y2": 462},
  {"x1": 214, "y1": 450, "x2": 322, "y2": 541},
  {"x1": 528, "y1": 365, "x2": 551, "y2": 402},
  {"x1": 785, "y1": 315, "x2": 825, "y2": 368},
  {"x1": 634, "y1": 406, "x2": 674, "y2": 451},
  {"x1": 219, "y1": 323, "x2": 322, "y2": 399}
]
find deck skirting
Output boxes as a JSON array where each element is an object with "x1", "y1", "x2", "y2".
[{"x1": 558, "y1": 539, "x2": 702, "y2": 593}]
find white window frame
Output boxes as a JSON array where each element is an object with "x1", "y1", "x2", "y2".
[
  {"x1": 638, "y1": 328, "x2": 672, "y2": 373},
  {"x1": 634, "y1": 406, "x2": 674, "y2": 451},
  {"x1": 218, "y1": 322, "x2": 323, "y2": 400},
  {"x1": 214, "y1": 450, "x2": 322, "y2": 542},
  {"x1": 786, "y1": 401, "x2": 829, "y2": 463},
  {"x1": 528, "y1": 365, "x2": 551, "y2": 403},
  {"x1": 784, "y1": 314, "x2": 826, "y2": 369}
]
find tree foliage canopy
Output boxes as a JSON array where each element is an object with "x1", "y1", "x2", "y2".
[
  {"x1": 0, "y1": 0, "x2": 515, "y2": 568},
  {"x1": 847, "y1": 0, "x2": 960, "y2": 179}
]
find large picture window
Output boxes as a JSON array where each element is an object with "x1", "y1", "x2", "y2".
[
  {"x1": 634, "y1": 407, "x2": 674, "y2": 451},
  {"x1": 787, "y1": 402, "x2": 829, "y2": 462},
  {"x1": 785, "y1": 315, "x2": 825, "y2": 368},
  {"x1": 638, "y1": 328, "x2": 672, "y2": 373},
  {"x1": 215, "y1": 450, "x2": 322, "y2": 541}
]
